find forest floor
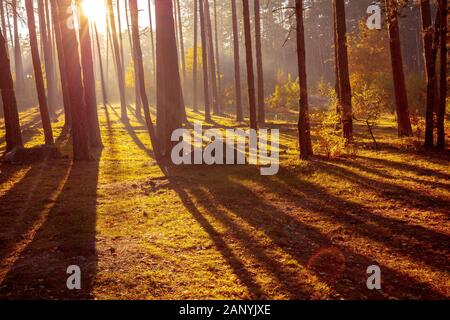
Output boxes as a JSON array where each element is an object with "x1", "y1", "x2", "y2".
[{"x1": 0, "y1": 104, "x2": 449, "y2": 300}]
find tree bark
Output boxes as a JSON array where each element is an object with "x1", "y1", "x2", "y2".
[
  {"x1": 129, "y1": 0, "x2": 161, "y2": 160},
  {"x1": 199, "y1": 0, "x2": 211, "y2": 122},
  {"x1": 25, "y1": 0, "x2": 54, "y2": 145},
  {"x1": 176, "y1": 0, "x2": 186, "y2": 82},
  {"x1": 231, "y1": 0, "x2": 243, "y2": 122},
  {"x1": 37, "y1": 0, "x2": 57, "y2": 118},
  {"x1": 94, "y1": 23, "x2": 108, "y2": 107},
  {"x1": 385, "y1": 0, "x2": 413, "y2": 137},
  {"x1": 436, "y1": 0, "x2": 447, "y2": 150},
  {"x1": 422, "y1": 0, "x2": 438, "y2": 148},
  {"x1": 155, "y1": 0, "x2": 184, "y2": 157},
  {"x1": 243, "y1": 0, "x2": 257, "y2": 130},
  {"x1": 78, "y1": 1, "x2": 102, "y2": 148},
  {"x1": 0, "y1": 30, "x2": 22, "y2": 152},
  {"x1": 107, "y1": 0, "x2": 127, "y2": 120},
  {"x1": 193, "y1": 0, "x2": 199, "y2": 112},
  {"x1": 204, "y1": 0, "x2": 220, "y2": 115},
  {"x1": 125, "y1": 0, "x2": 141, "y2": 118},
  {"x1": 213, "y1": 0, "x2": 222, "y2": 108},
  {"x1": 333, "y1": 0, "x2": 352, "y2": 140},
  {"x1": 254, "y1": 0, "x2": 265, "y2": 126},
  {"x1": 295, "y1": 0, "x2": 313, "y2": 159},
  {"x1": 148, "y1": 0, "x2": 156, "y2": 85},
  {"x1": 0, "y1": 0, "x2": 8, "y2": 54},
  {"x1": 50, "y1": 0, "x2": 71, "y2": 127},
  {"x1": 12, "y1": 0, "x2": 25, "y2": 101},
  {"x1": 56, "y1": 0, "x2": 91, "y2": 160}
]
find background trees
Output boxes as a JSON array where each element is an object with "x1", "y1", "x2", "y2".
[
  {"x1": 0, "y1": 30, "x2": 22, "y2": 151},
  {"x1": 0, "y1": 0, "x2": 447, "y2": 161}
]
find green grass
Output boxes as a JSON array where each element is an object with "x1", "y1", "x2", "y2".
[{"x1": 0, "y1": 105, "x2": 448, "y2": 300}]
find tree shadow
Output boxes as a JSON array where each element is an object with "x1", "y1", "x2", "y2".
[
  {"x1": 355, "y1": 155, "x2": 450, "y2": 181},
  {"x1": 0, "y1": 150, "x2": 101, "y2": 299},
  {"x1": 165, "y1": 164, "x2": 447, "y2": 299}
]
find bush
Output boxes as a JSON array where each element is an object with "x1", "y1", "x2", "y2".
[{"x1": 312, "y1": 111, "x2": 355, "y2": 159}]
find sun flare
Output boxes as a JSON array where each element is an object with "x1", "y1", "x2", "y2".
[{"x1": 82, "y1": 0, "x2": 107, "y2": 31}]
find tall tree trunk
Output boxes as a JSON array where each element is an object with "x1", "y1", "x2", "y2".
[
  {"x1": 199, "y1": 0, "x2": 211, "y2": 122},
  {"x1": 436, "y1": 0, "x2": 448, "y2": 150},
  {"x1": 254, "y1": 0, "x2": 265, "y2": 126},
  {"x1": 107, "y1": 0, "x2": 127, "y2": 120},
  {"x1": 173, "y1": 0, "x2": 188, "y2": 123},
  {"x1": 176, "y1": 0, "x2": 186, "y2": 82},
  {"x1": 25, "y1": 0, "x2": 54, "y2": 145},
  {"x1": 129, "y1": 0, "x2": 161, "y2": 160},
  {"x1": 50, "y1": 0, "x2": 71, "y2": 127},
  {"x1": 422, "y1": 0, "x2": 438, "y2": 147},
  {"x1": 0, "y1": 30, "x2": 22, "y2": 151},
  {"x1": 231, "y1": 0, "x2": 243, "y2": 122},
  {"x1": 213, "y1": 0, "x2": 222, "y2": 108},
  {"x1": 192, "y1": 0, "x2": 199, "y2": 112},
  {"x1": 78, "y1": 1, "x2": 102, "y2": 148},
  {"x1": 0, "y1": 0, "x2": 8, "y2": 54},
  {"x1": 56, "y1": 0, "x2": 91, "y2": 160},
  {"x1": 296, "y1": 0, "x2": 313, "y2": 159},
  {"x1": 125, "y1": 0, "x2": 141, "y2": 118},
  {"x1": 116, "y1": 0, "x2": 125, "y2": 75},
  {"x1": 94, "y1": 23, "x2": 108, "y2": 107},
  {"x1": 12, "y1": 0, "x2": 25, "y2": 101},
  {"x1": 148, "y1": 0, "x2": 156, "y2": 85},
  {"x1": 242, "y1": 0, "x2": 257, "y2": 130},
  {"x1": 385, "y1": 0, "x2": 413, "y2": 137},
  {"x1": 204, "y1": 0, "x2": 220, "y2": 115},
  {"x1": 37, "y1": 0, "x2": 56, "y2": 118},
  {"x1": 333, "y1": 0, "x2": 353, "y2": 140},
  {"x1": 155, "y1": 0, "x2": 184, "y2": 156}
]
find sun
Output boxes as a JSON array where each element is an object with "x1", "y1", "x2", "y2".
[{"x1": 82, "y1": 0, "x2": 107, "y2": 31}]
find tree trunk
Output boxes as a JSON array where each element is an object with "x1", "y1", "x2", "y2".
[
  {"x1": 295, "y1": 0, "x2": 313, "y2": 159},
  {"x1": 37, "y1": 0, "x2": 56, "y2": 118},
  {"x1": 129, "y1": 0, "x2": 161, "y2": 160},
  {"x1": 0, "y1": 0, "x2": 8, "y2": 55},
  {"x1": 199, "y1": 0, "x2": 211, "y2": 122},
  {"x1": 25, "y1": 0, "x2": 54, "y2": 145},
  {"x1": 125, "y1": 0, "x2": 141, "y2": 118},
  {"x1": 0, "y1": 30, "x2": 22, "y2": 152},
  {"x1": 50, "y1": 0, "x2": 71, "y2": 127},
  {"x1": 148, "y1": 0, "x2": 156, "y2": 85},
  {"x1": 436, "y1": 0, "x2": 448, "y2": 150},
  {"x1": 155, "y1": 0, "x2": 184, "y2": 157},
  {"x1": 242, "y1": 0, "x2": 257, "y2": 130},
  {"x1": 254, "y1": 0, "x2": 265, "y2": 126},
  {"x1": 332, "y1": 0, "x2": 341, "y2": 118},
  {"x1": 231, "y1": 0, "x2": 243, "y2": 122},
  {"x1": 213, "y1": 0, "x2": 222, "y2": 109},
  {"x1": 204, "y1": 0, "x2": 220, "y2": 115},
  {"x1": 174, "y1": 0, "x2": 188, "y2": 123},
  {"x1": 116, "y1": 0, "x2": 125, "y2": 76},
  {"x1": 333, "y1": 0, "x2": 352, "y2": 140},
  {"x1": 422, "y1": 0, "x2": 438, "y2": 148},
  {"x1": 106, "y1": 0, "x2": 127, "y2": 120},
  {"x1": 78, "y1": 1, "x2": 102, "y2": 148},
  {"x1": 56, "y1": 0, "x2": 91, "y2": 160},
  {"x1": 385, "y1": 0, "x2": 413, "y2": 137},
  {"x1": 94, "y1": 23, "x2": 108, "y2": 107},
  {"x1": 176, "y1": 0, "x2": 186, "y2": 82},
  {"x1": 193, "y1": 0, "x2": 199, "y2": 112},
  {"x1": 12, "y1": 0, "x2": 25, "y2": 101}
]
